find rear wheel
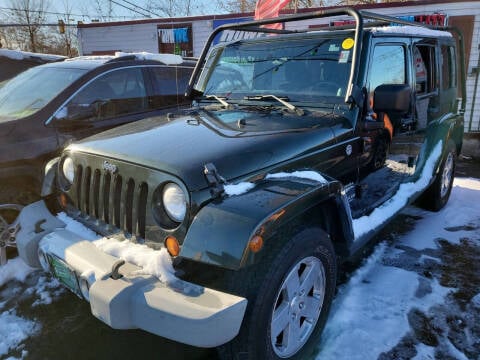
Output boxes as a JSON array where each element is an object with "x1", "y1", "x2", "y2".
[
  {"x1": 0, "y1": 204, "x2": 23, "y2": 265},
  {"x1": 219, "y1": 227, "x2": 336, "y2": 360},
  {"x1": 418, "y1": 142, "x2": 456, "y2": 211}
]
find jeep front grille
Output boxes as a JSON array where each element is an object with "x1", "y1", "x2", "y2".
[{"x1": 71, "y1": 165, "x2": 148, "y2": 238}]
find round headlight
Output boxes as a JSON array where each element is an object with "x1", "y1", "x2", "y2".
[
  {"x1": 62, "y1": 157, "x2": 75, "y2": 184},
  {"x1": 162, "y1": 183, "x2": 187, "y2": 222}
]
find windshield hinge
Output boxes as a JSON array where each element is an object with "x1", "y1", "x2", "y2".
[
  {"x1": 203, "y1": 163, "x2": 226, "y2": 198},
  {"x1": 347, "y1": 84, "x2": 364, "y2": 107}
]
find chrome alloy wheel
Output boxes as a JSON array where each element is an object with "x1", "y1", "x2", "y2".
[
  {"x1": 440, "y1": 152, "x2": 454, "y2": 198},
  {"x1": 270, "y1": 256, "x2": 326, "y2": 358}
]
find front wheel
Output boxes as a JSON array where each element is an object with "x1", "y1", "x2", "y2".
[
  {"x1": 418, "y1": 142, "x2": 456, "y2": 211},
  {"x1": 219, "y1": 227, "x2": 337, "y2": 359}
]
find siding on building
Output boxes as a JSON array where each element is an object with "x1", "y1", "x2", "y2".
[{"x1": 77, "y1": 0, "x2": 480, "y2": 132}]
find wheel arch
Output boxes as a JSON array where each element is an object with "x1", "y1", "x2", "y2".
[{"x1": 180, "y1": 176, "x2": 354, "y2": 270}]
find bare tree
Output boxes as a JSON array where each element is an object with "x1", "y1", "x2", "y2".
[
  {"x1": 57, "y1": 0, "x2": 78, "y2": 57},
  {"x1": 8, "y1": 0, "x2": 50, "y2": 52},
  {"x1": 147, "y1": 0, "x2": 196, "y2": 17}
]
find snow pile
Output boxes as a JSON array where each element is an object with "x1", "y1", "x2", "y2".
[
  {"x1": 0, "y1": 310, "x2": 39, "y2": 357},
  {"x1": 400, "y1": 177, "x2": 480, "y2": 251},
  {"x1": 0, "y1": 49, "x2": 65, "y2": 61},
  {"x1": 370, "y1": 25, "x2": 452, "y2": 38},
  {"x1": 55, "y1": 213, "x2": 176, "y2": 284},
  {"x1": 114, "y1": 52, "x2": 183, "y2": 65},
  {"x1": 353, "y1": 141, "x2": 442, "y2": 239},
  {"x1": 0, "y1": 258, "x2": 35, "y2": 287},
  {"x1": 224, "y1": 182, "x2": 255, "y2": 196},
  {"x1": 57, "y1": 212, "x2": 99, "y2": 241},
  {"x1": 224, "y1": 170, "x2": 327, "y2": 196},
  {"x1": 266, "y1": 170, "x2": 327, "y2": 183},
  {"x1": 93, "y1": 238, "x2": 177, "y2": 284}
]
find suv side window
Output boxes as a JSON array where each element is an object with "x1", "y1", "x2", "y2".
[
  {"x1": 148, "y1": 66, "x2": 191, "y2": 108},
  {"x1": 414, "y1": 43, "x2": 440, "y2": 128},
  {"x1": 67, "y1": 67, "x2": 148, "y2": 121},
  {"x1": 441, "y1": 45, "x2": 457, "y2": 90}
]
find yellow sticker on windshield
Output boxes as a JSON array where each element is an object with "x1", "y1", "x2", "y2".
[{"x1": 342, "y1": 38, "x2": 354, "y2": 50}]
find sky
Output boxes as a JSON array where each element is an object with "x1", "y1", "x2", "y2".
[{"x1": 45, "y1": 0, "x2": 223, "y2": 23}]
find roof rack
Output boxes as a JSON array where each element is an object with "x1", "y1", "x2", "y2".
[{"x1": 186, "y1": 7, "x2": 464, "y2": 108}]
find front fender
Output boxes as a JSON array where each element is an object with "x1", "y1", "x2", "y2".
[{"x1": 180, "y1": 176, "x2": 343, "y2": 270}]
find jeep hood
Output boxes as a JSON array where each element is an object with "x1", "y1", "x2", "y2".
[{"x1": 68, "y1": 111, "x2": 342, "y2": 191}]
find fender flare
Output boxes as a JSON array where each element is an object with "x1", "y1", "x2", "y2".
[{"x1": 180, "y1": 175, "x2": 351, "y2": 270}]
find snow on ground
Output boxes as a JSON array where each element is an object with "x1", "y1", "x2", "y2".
[
  {"x1": 0, "y1": 177, "x2": 479, "y2": 358},
  {"x1": 0, "y1": 258, "x2": 34, "y2": 287},
  {"x1": 316, "y1": 177, "x2": 480, "y2": 359},
  {"x1": 0, "y1": 310, "x2": 39, "y2": 358}
]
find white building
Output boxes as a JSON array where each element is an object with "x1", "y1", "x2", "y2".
[{"x1": 77, "y1": 0, "x2": 480, "y2": 135}]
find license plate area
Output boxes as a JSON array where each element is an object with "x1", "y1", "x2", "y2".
[{"x1": 47, "y1": 254, "x2": 82, "y2": 298}]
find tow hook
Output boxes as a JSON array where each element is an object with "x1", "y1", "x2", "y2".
[
  {"x1": 0, "y1": 204, "x2": 23, "y2": 266},
  {"x1": 109, "y1": 259, "x2": 126, "y2": 280}
]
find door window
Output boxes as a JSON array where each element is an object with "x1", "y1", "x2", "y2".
[
  {"x1": 148, "y1": 66, "x2": 191, "y2": 108},
  {"x1": 64, "y1": 67, "x2": 147, "y2": 121},
  {"x1": 368, "y1": 45, "x2": 406, "y2": 93}
]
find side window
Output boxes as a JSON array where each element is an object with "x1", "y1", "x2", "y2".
[
  {"x1": 66, "y1": 67, "x2": 147, "y2": 120},
  {"x1": 149, "y1": 66, "x2": 192, "y2": 108},
  {"x1": 441, "y1": 45, "x2": 457, "y2": 90},
  {"x1": 367, "y1": 45, "x2": 406, "y2": 137},
  {"x1": 414, "y1": 45, "x2": 436, "y2": 94},
  {"x1": 368, "y1": 45, "x2": 406, "y2": 93}
]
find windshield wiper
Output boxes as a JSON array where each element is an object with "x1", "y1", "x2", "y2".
[
  {"x1": 204, "y1": 95, "x2": 234, "y2": 110},
  {"x1": 244, "y1": 95, "x2": 305, "y2": 116}
]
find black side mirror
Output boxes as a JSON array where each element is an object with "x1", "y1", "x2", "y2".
[{"x1": 373, "y1": 84, "x2": 411, "y2": 114}]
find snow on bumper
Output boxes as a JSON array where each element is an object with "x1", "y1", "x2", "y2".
[{"x1": 15, "y1": 201, "x2": 247, "y2": 348}]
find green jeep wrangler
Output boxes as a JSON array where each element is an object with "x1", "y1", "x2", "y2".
[{"x1": 7, "y1": 8, "x2": 465, "y2": 359}]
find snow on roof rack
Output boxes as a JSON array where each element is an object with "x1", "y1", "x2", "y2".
[
  {"x1": 111, "y1": 52, "x2": 183, "y2": 65},
  {"x1": 65, "y1": 55, "x2": 114, "y2": 62}
]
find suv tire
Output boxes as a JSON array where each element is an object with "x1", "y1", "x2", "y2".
[
  {"x1": 219, "y1": 227, "x2": 336, "y2": 360},
  {"x1": 418, "y1": 141, "x2": 456, "y2": 212}
]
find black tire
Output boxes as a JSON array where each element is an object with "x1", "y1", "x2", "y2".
[
  {"x1": 218, "y1": 227, "x2": 337, "y2": 360},
  {"x1": 418, "y1": 142, "x2": 456, "y2": 212}
]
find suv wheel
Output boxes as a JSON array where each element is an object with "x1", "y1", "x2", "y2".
[
  {"x1": 418, "y1": 142, "x2": 456, "y2": 212},
  {"x1": 219, "y1": 227, "x2": 336, "y2": 359}
]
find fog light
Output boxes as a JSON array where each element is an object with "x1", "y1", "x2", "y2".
[{"x1": 165, "y1": 236, "x2": 180, "y2": 257}]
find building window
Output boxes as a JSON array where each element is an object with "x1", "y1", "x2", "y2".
[{"x1": 157, "y1": 24, "x2": 193, "y2": 57}]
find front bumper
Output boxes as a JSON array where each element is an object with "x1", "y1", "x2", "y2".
[{"x1": 16, "y1": 201, "x2": 247, "y2": 348}]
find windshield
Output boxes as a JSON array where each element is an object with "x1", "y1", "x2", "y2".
[
  {"x1": 0, "y1": 65, "x2": 87, "y2": 121},
  {"x1": 195, "y1": 35, "x2": 354, "y2": 103}
]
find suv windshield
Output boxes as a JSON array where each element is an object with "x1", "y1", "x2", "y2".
[
  {"x1": 0, "y1": 65, "x2": 87, "y2": 121},
  {"x1": 195, "y1": 35, "x2": 353, "y2": 103}
]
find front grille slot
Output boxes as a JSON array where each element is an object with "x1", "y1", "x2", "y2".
[
  {"x1": 137, "y1": 182, "x2": 148, "y2": 239},
  {"x1": 125, "y1": 179, "x2": 135, "y2": 234},
  {"x1": 92, "y1": 169, "x2": 101, "y2": 218},
  {"x1": 103, "y1": 173, "x2": 111, "y2": 224},
  {"x1": 113, "y1": 176, "x2": 122, "y2": 228},
  {"x1": 73, "y1": 165, "x2": 149, "y2": 239}
]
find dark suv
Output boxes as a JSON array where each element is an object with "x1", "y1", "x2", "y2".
[
  {"x1": 0, "y1": 48, "x2": 66, "y2": 84},
  {"x1": 0, "y1": 53, "x2": 195, "y2": 202},
  {"x1": 12, "y1": 9, "x2": 465, "y2": 360}
]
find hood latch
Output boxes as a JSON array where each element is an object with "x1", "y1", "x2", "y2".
[{"x1": 203, "y1": 163, "x2": 225, "y2": 198}]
